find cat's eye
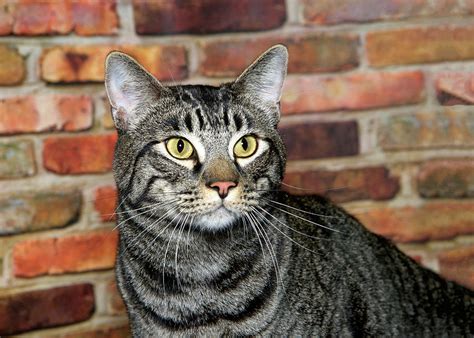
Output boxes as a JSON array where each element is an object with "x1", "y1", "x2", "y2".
[
  {"x1": 166, "y1": 137, "x2": 194, "y2": 160},
  {"x1": 233, "y1": 135, "x2": 258, "y2": 158}
]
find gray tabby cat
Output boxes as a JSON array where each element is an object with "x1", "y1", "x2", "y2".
[{"x1": 105, "y1": 45, "x2": 473, "y2": 336}]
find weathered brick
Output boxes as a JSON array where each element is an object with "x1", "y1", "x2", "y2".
[
  {"x1": 417, "y1": 159, "x2": 474, "y2": 198},
  {"x1": 0, "y1": 190, "x2": 81, "y2": 236},
  {"x1": 40, "y1": 45, "x2": 188, "y2": 83},
  {"x1": 282, "y1": 71, "x2": 424, "y2": 114},
  {"x1": 284, "y1": 166, "x2": 399, "y2": 203},
  {"x1": 71, "y1": 0, "x2": 119, "y2": 36},
  {"x1": 435, "y1": 72, "x2": 474, "y2": 105},
  {"x1": 13, "y1": 230, "x2": 118, "y2": 278},
  {"x1": 94, "y1": 185, "x2": 118, "y2": 222},
  {"x1": 356, "y1": 202, "x2": 474, "y2": 242},
  {"x1": 134, "y1": 0, "x2": 286, "y2": 35},
  {"x1": 0, "y1": 45, "x2": 25, "y2": 85},
  {"x1": 367, "y1": 26, "x2": 474, "y2": 67},
  {"x1": 5, "y1": 0, "x2": 118, "y2": 36},
  {"x1": 200, "y1": 34, "x2": 359, "y2": 77},
  {"x1": 378, "y1": 109, "x2": 474, "y2": 150},
  {"x1": 45, "y1": 326, "x2": 131, "y2": 338},
  {"x1": 0, "y1": 284, "x2": 94, "y2": 335},
  {"x1": 438, "y1": 245, "x2": 474, "y2": 290},
  {"x1": 0, "y1": 1, "x2": 13, "y2": 35},
  {"x1": 0, "y1": 140, "x2": 35, "y2": 179},
  {"x1": 300, "y1": 0, "x2": 458, "y2": 25},
  {"x1": 43, "y1": 134, "x2": 117, "y2": 174},
  {"x1": 279, "y1": 120, "x2": 359, "y2": 160},
  {"x1": 0, "y1": 95, "x2": 93, "y2": 134},
  {"x1": 106, "y1": 280, "x2": 126, "y2": 315}
]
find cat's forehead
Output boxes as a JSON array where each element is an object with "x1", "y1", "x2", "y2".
[{"x1": 159, "y1": 84, "x2": 255, "y2": 133}]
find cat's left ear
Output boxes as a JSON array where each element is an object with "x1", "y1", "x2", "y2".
[
  {"x1": 232, "y1": 45, "x2": 288, "y2": 124},
  {"x1": 105, "y1": 51, "x2": 165, "y2": 131}
]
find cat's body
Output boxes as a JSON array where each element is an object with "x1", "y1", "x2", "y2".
[{"x1": 105, "y1": 46, "x2": 473, "y2": 336}]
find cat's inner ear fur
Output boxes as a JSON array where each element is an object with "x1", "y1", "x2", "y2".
[
  {"x1": 105, "y1": 52, "x2": 164, "y2": 131},
  {"x1": 232, "y1": 45, "x2": 288, "y2": 124}
]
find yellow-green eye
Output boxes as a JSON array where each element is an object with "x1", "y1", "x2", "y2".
[
  {"x1": 166, "y1": 137, "x2": 194, "y2": 159},
  {"x1": 234, "y1": 135, "x2": 258, "y2": 158}
]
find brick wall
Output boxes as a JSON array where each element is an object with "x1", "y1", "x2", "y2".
[{"x1": 1, "y1": 0, "x2": 473, "y2": 336}]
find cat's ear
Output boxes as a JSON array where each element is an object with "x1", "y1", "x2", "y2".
[
  {"x1": 105, "y1": 52, "x2": 164, "y2": 131},
  {"x1": 232, "y1": 45, "x2": 288, "y2": 123}
]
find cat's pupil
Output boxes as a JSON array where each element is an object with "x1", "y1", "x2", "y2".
[
  {"x1": 241, "y1": 138, "x2": 248, "y2": 151},
  {"x1": 177, "y1": 139, "x2": 184, "y2": 153}
]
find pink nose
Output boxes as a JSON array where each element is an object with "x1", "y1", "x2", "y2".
[{"x1": 209, "y1": 181, "x2": 237, "y2": 198}]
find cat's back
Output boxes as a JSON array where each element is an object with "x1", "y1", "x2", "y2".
[{"x1": 273, "y1": 192, "x2": 474, "y2": 336}]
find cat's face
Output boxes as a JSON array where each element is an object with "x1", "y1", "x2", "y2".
[{"x1": 105, "y1": 46, "x2": 288, "y2": 231}]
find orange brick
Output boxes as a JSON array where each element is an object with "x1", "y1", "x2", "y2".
[
  {"x1": 438, "y1": 245, "x2": 474, "y2": 290},
  {"x1": 300, "y1": 0, "x2": 458, "y2": 25},
  {"x1": 200, "y1": 34, "x2": 359, "y2": 77},
  {"x1": 367, "y1": 25, "x2": 474, "y2": 67},
  {"x1": 40, "y1": 45, "x2": 188, "y2": 83},
  {"x1": 43, "y1": 134, "x2": 117, "y2": 174},
  {"x1": 284, "y1": 166, "x2": 399, "y2": 203},
  {"x1": 281, "y1": 71, "x2": 424, "y2": 114},
  {"x1": 0, "y1": 95, "x2": 92, "y2": 134},
  {"x1": 356, "y1": 202, "x2": 474, "y2": 242},
  {"x1": 94, "y1": 186, "x2": 118, "y2": 222},
  {"x1": 0, "y1": 45, "x2": 25, "y2": 85},
  {"x1": 435, "y1": 72, "x2": 474, "y2": 105},
  {"x1": 13, "y1": 230, "x2": 118, "y2": 278},
  {"x1": 72, "y1": 0, "x2": 118, "y2": 36}
]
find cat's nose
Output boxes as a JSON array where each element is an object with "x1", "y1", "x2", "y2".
[{"x1": 208, "y1": 181, "x2": 237, "y2": 199}]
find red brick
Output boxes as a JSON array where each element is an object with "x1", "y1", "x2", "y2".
[
  {"x1": 356, "y1": 202, "x2": 474, "y2": 242},
  {"x1": 438, "y1": 245, "x2": 474, "y2": 290},
  {"x1": 71, "y1": 0, "x2": 119, "y2": 36},
  {"x1": 367, "y1": 26, "x2": 474, "y2": 67},
  {"x1": 435, "y1": 72, "x2": 474, "y2": 105},
  {"x1": 94, "y1": 186, "x2": 118, "y2": 222},
  {"x1": 199, "y1": 34, "x2": 359, "y2": 77},
  {"x1": 284, "y1": 166, "x2": 399, "y2": 203},
  {"x1": 40, "y1": 45, "x2": 188, "y2": 83},
  {"x1": 0, "y1": 95, "x2": 93, "y2": 134},
  {"x1": 0, "y1": 190, "x2": 81, "y2": 236},
  {"x1": 12, "y1": 0, "x2": 73, "y2": 35},
  {"x1": 279, "y1": 120, "x2": 359, "y2": 160},
  {"x1": 0, "y1": 284, "x2": 94, "y2": 335},
  {"x1": 378, "y1": 109, "x2": 474, "y2": 150},
  {"x1": 43, "y1": 134, "x2": 117, "y2": 174},
  {"x1": 13, "y1": 230, "x2": 118, "y2": 278},
  {"x1": 134, "y1": 0, "x2": 286, "y2": 35},
  {"x1": 5, "y1": 0, "x2": 118, "y2": 36},
  {"x1": 417, "y1": 159, "x2": 474, "y2": 198},
  {"x1": 281, "y1": 71, "x2": 424, "y2": 114},
  {"x1": 300, "y1": 0, "x2": 458, "y2": 25},
  {"x1": 0, "y1": 1, "x2": 13, "y2": 35},
  {"x1": 0, "y1": 45, "x2": 25, "y2": 85},
  {"x1": 46, "y1": 326, "x2": 131, "y2": 338},
  {"x1": 0, "y1": 140, "x2": 35, "y2": 179},
  {"x1": 106, "y1": 280, "x2": 126, "y2": 315}
]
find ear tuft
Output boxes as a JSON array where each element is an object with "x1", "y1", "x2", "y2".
[
  {"x1": 233, "y1": 45, "x2": 288, "y2": 107},
  {"x1": 105, "y1": 52, "x2": 163, "y2": 131}
]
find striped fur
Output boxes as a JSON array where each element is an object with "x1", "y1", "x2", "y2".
[{"x1": 106, "y1": 46, "x2": 474, "y2": 336}]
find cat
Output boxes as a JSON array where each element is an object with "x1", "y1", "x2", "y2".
[{"x1": 105, "y1": 45, "x2": 474, "y2": 336}]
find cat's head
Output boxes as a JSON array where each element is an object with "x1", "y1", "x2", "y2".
[{"x1": 105, "y1": 45, "x2": 288, "y2": 231}]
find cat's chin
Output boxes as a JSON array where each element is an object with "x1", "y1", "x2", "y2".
[{"x1": 194, "y1": 206, "x2": 239, "y2": 232}]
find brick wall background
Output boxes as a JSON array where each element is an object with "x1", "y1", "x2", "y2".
[{"x1": 1, "y1": 0, "x2": 474, "y2": 336}]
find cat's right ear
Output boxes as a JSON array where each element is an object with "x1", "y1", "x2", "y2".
[{"x1": 105, "y1": 52, "x2": 164, "y2": 131}]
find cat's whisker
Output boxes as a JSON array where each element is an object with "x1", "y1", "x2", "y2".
[
  {"x1": 112, "y1": 198, "x2": 179, "y2": 231},
  {"x1": 104, "y1": 198, "x2": 178, "y2": 217},
  {"x1": 186, "y1": 215, "x2": 195, "y2": 256},
  {"x1": 248, "y1": 210, "x2": 283, "y2": 294},
  {"x1": 161, "y1": 212, "x2": 183, "y2": 295},
  {"x1": 174, "y1": 213, "x2": 190, "y2": 287},
  {"x1": 263, "y1": 198, "x2": 342, "y2": 219},
  {"x1": 128, "y1": 205, "x2": 180, "y2": 249},
  {"x1": 243, "y1": 213, "x2": 267, "y2": 262},
  {"x1": 280, "y1": 181, "x2": 313, "y2": 191},
  {"x1": 256, "y1": 206, "x2": 334, "y2": 243}
]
